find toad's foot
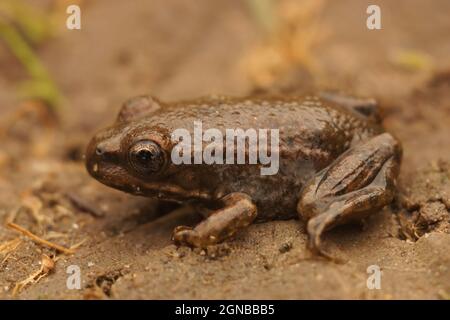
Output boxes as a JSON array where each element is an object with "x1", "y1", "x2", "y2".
[
  {"x1": 172, "y1": 193, "x2": 257, "y2": 248},
  {"x1": 297, "y1": 133, "x2": 402, "y2": 259}
]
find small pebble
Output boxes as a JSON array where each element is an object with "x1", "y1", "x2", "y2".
[{"x1": 279, "y1": 242, "x2": 293, "y2": 253}]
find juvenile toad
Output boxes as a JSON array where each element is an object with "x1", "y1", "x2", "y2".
[{"x1": 85, "y1": 93, "x2": 402, "y2": 258}]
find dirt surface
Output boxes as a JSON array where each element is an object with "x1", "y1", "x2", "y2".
[{"x1": 1, "y1": 0, "x2": 450, "y2": 299}]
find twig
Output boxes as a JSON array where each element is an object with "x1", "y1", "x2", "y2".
[
  {"x1": 12, "y1": 254, "x2": 56, "y2": 296},
  {"x1": 0, "y1": 238, "x2": 22, "y2": 266},
  {"x1": 70, "y1": 238, "x2": 87, "y2": 251},
  {"x1": 6, "y1": 222, "x2": 75, "y2": 255}
]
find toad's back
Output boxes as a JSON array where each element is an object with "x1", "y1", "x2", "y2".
[{"x1": 141, "y1": 95, "x2": 384, "y2": 220}]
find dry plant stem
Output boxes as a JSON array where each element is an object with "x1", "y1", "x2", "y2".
[
  {"x1": 70, "y1": 238, "x2": 87, "y2": 251},
  {"x1": 6, "y1": 222, "x2": 75, "y2": 255},
  {"x1": 0, "y1": 238, "x2": 22, "y2": 265},
  {"x1": 12, "y1": 254, "x2": 56, "y2": 296}
]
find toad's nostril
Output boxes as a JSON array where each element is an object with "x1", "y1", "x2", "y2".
[{"x1": 96, "y1": 146, "x2": 104, "y2": 155}]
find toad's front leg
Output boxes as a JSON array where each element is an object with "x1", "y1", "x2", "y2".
[
  {"x1": 297, "y1": 133, "x2": 402, "y2": 259},
  {"x1": 172, "y1": 193, "x2": 257, "y2": 248}
]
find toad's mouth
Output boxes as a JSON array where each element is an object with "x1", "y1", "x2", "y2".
[
  {"x1": 86, "y1": 160, "x2": 211, "y2": 202},
  {"x1": 133, "y1": 181, "x2": 211, "y2": 202}
]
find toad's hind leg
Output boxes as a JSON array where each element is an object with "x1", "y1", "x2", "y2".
[
  {"x1": 172, "y1": 193, "x2": 257, "y2": 248},
  {"x1": 297, "y1": 133, "x2": 402, "y2": 259}
]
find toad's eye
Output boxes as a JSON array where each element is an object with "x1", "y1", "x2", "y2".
[{"x1": 128, "y1": 140, "x2": 165, "y2": 173}]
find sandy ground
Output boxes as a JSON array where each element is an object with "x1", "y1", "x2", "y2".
[{"x1": 0, "y1": 0, "x2": 449, "y2": 299}]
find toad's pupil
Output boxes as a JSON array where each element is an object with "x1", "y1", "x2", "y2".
[{"x1": 137, "y1": 149, "x2": 153, "y2": 163}]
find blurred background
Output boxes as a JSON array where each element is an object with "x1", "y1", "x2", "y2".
[{"x1": 0, "y1": 0, "x2": 449, "y2": 299}]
